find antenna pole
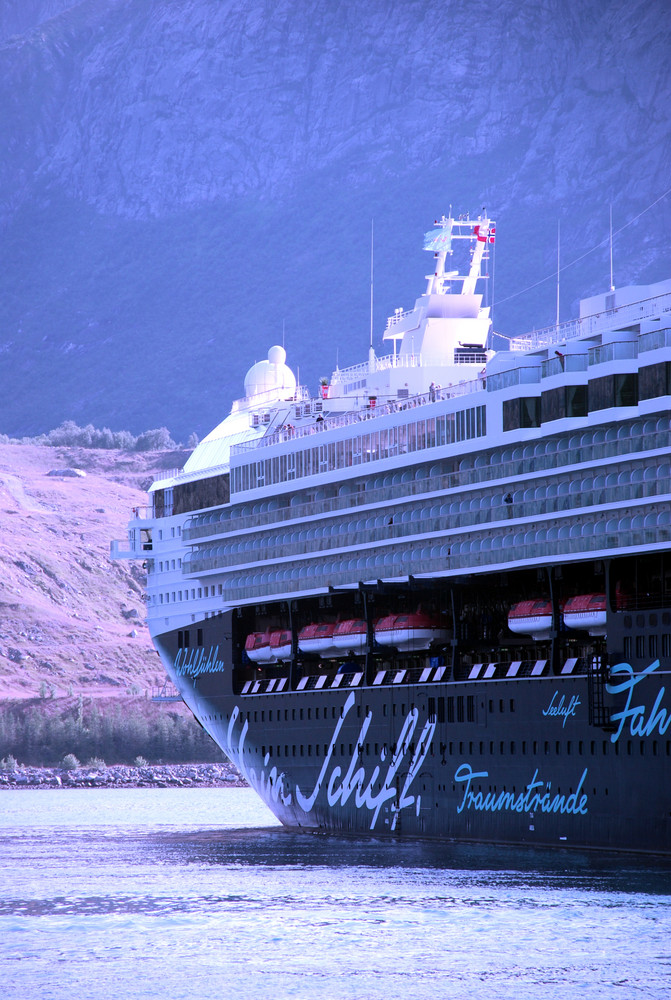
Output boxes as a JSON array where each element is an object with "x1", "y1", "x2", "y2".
[
  {"x1": 489, "y1": 237, "x2": 495, "y2": 349},
  {"x1": 555, "y1": 218, "x2": 561, "y2": 329},
  {"x1": 370, "y1": 218, "x2": 374, "y2": 349},
  {"x1": 609, "y1": 204, "x2": 614, "y2": 291}
]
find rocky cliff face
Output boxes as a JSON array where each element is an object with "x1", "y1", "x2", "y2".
[{"x1": 0, "y1": 0, "x2": 669, "y2": 439}]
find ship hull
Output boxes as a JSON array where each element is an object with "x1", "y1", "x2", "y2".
[{"x1": 155, "y1": 596, "x2": 671, "y2": 855}]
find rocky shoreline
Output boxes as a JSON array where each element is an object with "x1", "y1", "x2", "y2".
[{"x1": 0, "y1": 762, "x2": 247, "y2": 789}]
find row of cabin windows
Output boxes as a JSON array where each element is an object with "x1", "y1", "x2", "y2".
[
  {"x1": 503, "y1": 374, "x2": 640, "y2": 431},
  {"x1": 252, "y1": 739, "x2": 671, "y2": 759},
  {"x1": 186, "y1": 412, "x2": 669, "y2": 555},
  {"x1": 177, "y1": 629, "x2": 203, "y2": 649},
  {"x1": 241, "y1": 695, "x2": 516, "y2": 727},
  {"x1": 204, "y1": 712, "x2": 669, "y2": 760},
  {"x1": 156, "y1": 526, "x2": 182, "y2": 539},
  {"x1": 623, "y1": 634, "x2": 671, "y2": 659},
  {"x1": 153, "y1": 474, "x2": 230, "y2": 519},
  {"x1": 231, "y1": 405, "x2": 486, "y2": 494},
  {"x1": 156, "y1": 583, "x2": 223, "y2": 605}
]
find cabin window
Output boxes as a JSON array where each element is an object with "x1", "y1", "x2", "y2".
[
  {"x1": 503, "y1": 396, "x2": 540, "y2": 431},
  {"x1": 588, "y1": 373, "x2": 638, "y2": 410},
  {"x1": 639, "y1": 361, "x2": 671, "y2": 399}
]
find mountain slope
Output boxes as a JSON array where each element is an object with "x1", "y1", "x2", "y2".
[{"x1": 0, "y1": 442, "x2": 179, "y2": 698}]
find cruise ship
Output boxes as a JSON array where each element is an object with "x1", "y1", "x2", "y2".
[{"x1": 112, "y1": 212, "x2": 671, "y2": 853}]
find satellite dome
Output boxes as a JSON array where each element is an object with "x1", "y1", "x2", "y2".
[
  {"x1": 244, "y1": 346, "x2": 296, "y2": 399},
  {"x1": 267, "y1": 345, "x2": 286, "y2": 365}
]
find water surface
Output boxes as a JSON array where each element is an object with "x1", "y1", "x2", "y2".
[{"x1": 1, "y1": 787, "x2": 669, "y2": 999}]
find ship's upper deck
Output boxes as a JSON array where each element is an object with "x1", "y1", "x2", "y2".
[{"x1": 111, "y1": 214, "x2": 671, "y2": 625}]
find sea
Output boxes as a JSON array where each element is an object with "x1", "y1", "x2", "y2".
[{"x1": 0, "y1": 787, "x2": 670, "y2": 1000}]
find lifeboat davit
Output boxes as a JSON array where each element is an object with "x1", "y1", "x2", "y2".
[
  {"x1": 508, "y1": 600, "x2": 553, "y2": 640},
  {"x1": 563, "y1": 594, "x2": 607, "y2": 636},
  {"x1": 268, "y1": 628, "x2": 292, "y2": 661},
  {"x1": 297, "y1": 622, "x2": 340, "y2": 658},
  {"x1": 374, "y1": 613, "x2": 449, "y2": 652},
  {"x1": 245, "y1": 630, "x2": 273, "y2": 664},
  {"x1": 332, "y1": 619, "x2": 368, "y2": 654}
]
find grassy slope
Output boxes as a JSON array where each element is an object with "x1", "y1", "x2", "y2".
[
  {"x1": 0, "y1": 442, "x2": 180, "y2": 699},
  {"x1": 0, "y1": 442, "x2": 231, "y2": 763}
]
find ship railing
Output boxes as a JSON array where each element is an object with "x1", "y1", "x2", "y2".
[
  {"x1": 233, "y1": 657, "x2": 597, "y2": 697},
  {"x1": 330, "y1": 352, "x2": 427, "y2": 382},
  {"x1": 235, "y1": 669, "x2": 364, "y2": 696},
  {"x1": 186, "y1": 415, "x2": 671, "y2": 544},
  {"x1": 182, "y1": 461, "x2": 671, "y2": 569},
  {"x1": 130, "y1": 505, "x2": 154, "y2": 519},
  {"x1": 509, "y1": 290, "x2": 671, "y2": 351},
  {"x1": 372, "y1": 664, "x2": 450, "y2": 686},
  {"x1": 384, "y1": 308, "x2": 415, "y2": 330},
  {"x1": 210, "y1": 508, "x2": 671, "y2": 603},
  {"x1": 330, "y1": 352, "x2": 485, "y2": 384},
  {"x1": 230, "y1": 378, "x2": 484, "y2": 456},
  {"x1": 229, "y1": 384, "x2": 311, "y2": 413},
  {"x1": 151, "y1": 468, "x2": 182, "y2": 485},
  {"x1": 297, "y1": 670, "x2": 364, "y2": 691},
  {"x1": 110, "y1": 536, "x2": 144, "y2": 559}
]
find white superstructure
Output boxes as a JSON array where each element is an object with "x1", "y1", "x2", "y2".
[{"x1": 111, "y1": 212, "x2": 671, "y2": 645}]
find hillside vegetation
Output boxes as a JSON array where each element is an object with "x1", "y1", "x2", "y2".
[{"x1": 0, "y1": 439, "x2": 221, "y2": 765}]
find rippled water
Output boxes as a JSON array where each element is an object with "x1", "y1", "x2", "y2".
[{"x1": 1, "y1": 788, "x2": 670, "y2": 1000}]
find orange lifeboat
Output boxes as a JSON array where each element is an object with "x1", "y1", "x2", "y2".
[
  {"x1": 508, "y1": 600, "x2": 553, "y2": 640},
  {"x1": 563, "y1": 594, "x2": 607, "y2": 636},
  {"x1": 332, "y1": 619, "x2": 368, "y2": 654},
  {"x1": 245, "y1": 630, "x2": 273, "y2": 664},
  {"x1": 268, "y1": 628, "x2": 292, "y2": 661},
  {"x1": 374, "y1": 612, "x2": 449, "y2": 652},
  {"x1": 297, "y1": 622, "x2": 339, "y2": 657}
]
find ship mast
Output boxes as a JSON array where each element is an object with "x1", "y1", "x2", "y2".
[
  {"x1": 424, "y1": 210, "x2": 494, "y2": 298},
  {"x1": 462, "y1": 210, "x2": 494, "y2": 296}
]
